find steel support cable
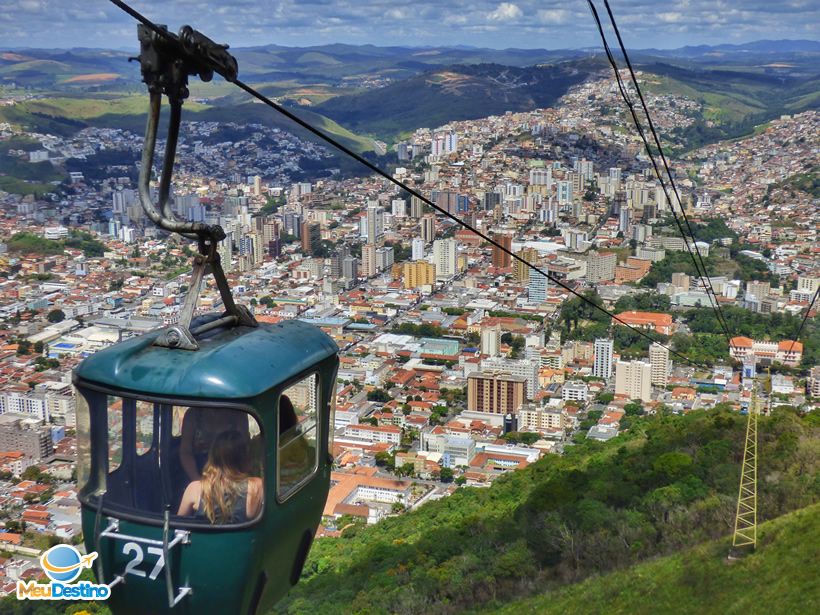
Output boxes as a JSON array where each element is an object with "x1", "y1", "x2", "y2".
[
  {"x1": 107, "y1": 0, "x2": 713, "y2": 370},
  {"x1": 585, "y1": 0, "x2": 735, "y2": 349},
  {"x1": 599, "y1": 0, "x2": 735, "y2": 346}
]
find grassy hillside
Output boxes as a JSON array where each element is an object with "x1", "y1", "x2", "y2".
[
  {"x1": 0, "y1": 94, "x2": 375, "y2": 155},
  {"x1": 488, "y1": 503, "x2": 820, "y2": 615},
  {"x1": 315, "y1": 62, "x2": 597, "y2": 140},
  {"x1": 640, "y1": 63, "x2": 820, "y2": 150},
  {"x1": 275, "y1": 408, "x2": 819, "y2": 614}
]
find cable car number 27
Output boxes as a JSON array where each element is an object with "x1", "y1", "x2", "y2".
[{"x1": 122, "y1": 542, "x2": 165, "y2": 580}]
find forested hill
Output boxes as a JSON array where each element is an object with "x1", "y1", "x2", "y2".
[
  {"x1": 275, "y1": 408, "x2": 819, "y2": 614},
  {"x1": 488, "y1": 502, "x2": 820, "y2": 615}
]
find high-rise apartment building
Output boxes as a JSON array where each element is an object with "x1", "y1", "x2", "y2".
[
  {"x1": 342, "y1": 256, "x2": 359, "y2": 281},
  {"x1": 480, "y1": 357, "x2": 539, "y2": 399},
  {"x1": 300, "y1": 221, "x2": 321, "y2": 255},
  {"x1": 467, "y1": 371, "x2": 526, "y2": 415},
  {"x1": 528, "y1": 270, "x2": 548, "y2": 304},
  {"x1": 593, "y1": 338, "x2": 614, "y2": 379},
  {"x1": 0, "y1": 417, "x2": 53, "y2": 461},
  {"x1": 615, "y1": 360, "x2": 652, "y2": 403},
  {"x1": 403, "y1": 261, "x2": 436, "y2": 289},
  {"x1": 492, "y1": 232, "x2": 512, "y2": 268},
  {"x1": 649, "y1": 343, "x2": 670, "y2": 386},
  {"x1": 584, "y1": 250, "x2": 617, "y2": 283},
  {"x1": 420, "y1": 214, "x2": 436, "y2": 243},
  {"x1": 375, "y1": 246, "x2": 394, "y2": 271},
  {"x1": 411, "y1": 237, "x2": 425, "y2": 261},
  {"x1": 364, "y1": 203, "x2": 385, "y2": 246},
  {"x1": 433, "y1": 239, "x2": 457, "y2": 279},
  {"x1": 514, "y1": 247, "x2": 539, "y2": 283},
  {"x1": 361, "y1": 244, "x2": 377, "y2": 278},
  {"x1": 481, "y1": 324, "x2": 501, "y2": 356}
]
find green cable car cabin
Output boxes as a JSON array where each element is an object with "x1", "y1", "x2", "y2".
[
  {"x1": 74, "y1": 315, "x2": 339, "y2": 613},
  {"x1": 70, "y1": 20, "x2": 342, "y2": 613}
]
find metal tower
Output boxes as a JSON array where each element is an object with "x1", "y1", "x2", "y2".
[{"x1": 731, "y1": 383, "x2": 759, "y2": 551}]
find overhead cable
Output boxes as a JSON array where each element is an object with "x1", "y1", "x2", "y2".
[{"x1": 586, "y1": 0, "x2": 735, "y2": 348}]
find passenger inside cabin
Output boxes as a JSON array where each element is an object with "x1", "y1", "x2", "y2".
[
  {"x1": 180, "y1": 407, "x2": 250, "y2": 481},
  {"x1": 177, "y1": 429, "x2": 263, "y2": 523}
]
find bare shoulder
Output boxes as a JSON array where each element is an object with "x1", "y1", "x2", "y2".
[{"x1": 184, "y1": 480, "x2": 203, "y2": 498}]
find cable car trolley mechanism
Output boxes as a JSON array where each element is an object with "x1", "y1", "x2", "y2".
[{"x1": 74, "y1": 21, "x2": 339, "y2": 614}]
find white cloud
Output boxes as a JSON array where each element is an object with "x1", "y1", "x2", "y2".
[
  {"x1": 488, "y1": 2, "x2": 522, "y2": 22},
  {"x1": 657, "y1": 12, "x2": 684, "y2": 23},
  {"x1": 536, "y1": 9, "x2": 571, "y2": 25}
]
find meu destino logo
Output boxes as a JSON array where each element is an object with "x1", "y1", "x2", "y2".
[{"x1": 17, "y1": 544, "x2": 111, "y2": 600}]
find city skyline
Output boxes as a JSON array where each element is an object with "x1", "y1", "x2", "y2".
[{"x1": 1, "y1": 0, "x2": 818, "y2": 51}]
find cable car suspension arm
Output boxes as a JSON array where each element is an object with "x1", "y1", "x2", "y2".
[{"x1": 131, "y1": 18, "x2": 255, "y2": 349}]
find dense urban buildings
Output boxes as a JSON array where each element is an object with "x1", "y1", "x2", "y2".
[{"x1": 0, "y1": 62, "x2": 815, "y2": 583}]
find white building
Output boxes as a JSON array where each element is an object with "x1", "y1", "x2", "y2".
[
  {"x1": 411, "y1": 237, "x2": 425, "y2": 261},
  {"x1": 562, "y1": 381, "x2": 589, "y2": 402},
  {"x1": 481, "y1": 324, "x2": 501, "y2": 357},
  {"x1": 343, "y1": 423, "x2": 401, "y2": 444},
  {"x1": 615, "y1": 359, "x2": 652, "y2": 403},
  {"x1": 649, "y1": 342, "x2": 670, "y2": 386},
  {"x1": 432, "y1": 239, "x2": 457, "y2": 279},
  {"x1": 518, "y1": 406, "x2": 566, "y2": 434},
  {"x1": 593, "y1": 338, "x2": 614, "y2": 379},
  {"x1": 480, "y1": 357, "x2": 540, "y2": 399}
]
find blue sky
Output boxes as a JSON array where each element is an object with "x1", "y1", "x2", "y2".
[{"x1": 2, "y1": 0, "x2": 819, "y2": 50}]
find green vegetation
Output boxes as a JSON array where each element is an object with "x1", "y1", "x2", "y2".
[
  {"x1": 679, "y1": 305, "x2": 819, "y2": 367},
  {"x1": 489, "y1": 503, "x2": 820, "y2": 615},
  {"x1": 643, "y1": 64, "x2": 820, "y2": 150},
  {"x1": 640, "y1": 248, "x2": 775, "y2": 289},
  {"x1": 614, "y1": 292, "x2": 671, "y2": 312},
  {"x1": 671, "y1": 333, "x2": 729, "y2": 366},
  {"x1": 487, "y1": 310, "x2": 544, "y2": 323},
  {"x1": 559, "y1": 290, "x2": 611, "y2": 343},
  {"x1": 278, "y1": 408, "x2": 818, "y2": 614},
  {"x1": 502, "y1": 431, "x2": 541, "y2": 446},
  {"x1": 366, "y1": 388, "x2": 391, "y2": 403},
  {"x1": 689, "y1": 218, "x2": 738, "y2": 243},
  {"x1": 0, "y1": 115, "x2": 64, "y2": 195},
  {"x1": 391, "y1": 322, "x2": 449, "y2": 338},
  {"x1": 46, "y1": 309, "x2": 65, "y2": 323},
  {"x1": 7, "y1": 229, "x2": 105, "y2": 258},
  {"x1": 770, "y1": 166, "x2": 820, "y2": 198},
  {"x1": 7, "y1": 232, "x2": 64, "y2": 255},
  {"x1": 315, "y1": 63, "x2": 591, "y2": 140},
  {"x1": 613, "y1": 325, "x2": 669, "y2": 359}
]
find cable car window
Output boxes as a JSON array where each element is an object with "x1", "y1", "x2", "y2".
[
  {"x1": 171, "y1": 406, "x2": 187, "y2": 437},
  {"x1": 108, "y1": 397, "x2": 124, "y2": 472},
  {"x1": 75, "y1": 392, "x2": 92, "y2": 497},
  {"x1": 135, "y1": 400, "x2": 155, "y2": 456},
  {"x1": 278, "y1": 373, "x2": 320, "y2": 500},
  {"x1": 76, "y1": 391, "x2": 264, "y2": 526}
]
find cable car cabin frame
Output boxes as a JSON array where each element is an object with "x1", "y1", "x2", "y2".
[{"x1": 74, "y1": 316, "x2": 338, "y2": 614}]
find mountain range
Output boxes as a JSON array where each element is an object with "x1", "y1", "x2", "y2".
[{"x1": 0, "y1": 40, "x2": 818, "y2": 152}]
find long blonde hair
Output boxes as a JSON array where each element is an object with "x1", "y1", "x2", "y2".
[{"x1": 200, "y1": 430, "x2": 251, "y2": 523}]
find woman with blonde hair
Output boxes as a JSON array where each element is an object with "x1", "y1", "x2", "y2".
[{"x1": 177, "y1": 429, "x2": 263, "y2": 524}]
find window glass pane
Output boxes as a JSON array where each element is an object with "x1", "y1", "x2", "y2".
[
  {"x1": 279, "y1": 374, "x2": 320, "y2": 499},
  {"x1": 176, "y1": 407, "x2": 264, "y2": 524},
  {"x1": 107, "y1": 397, "x2": 123, "y2": 472},
  {"x1": 94, "y1": 398, "x2": 264, "y2": 526},
  {"x1": 171, "y1": 406, "x2": 187, "y2": 437},
  {"x1": 135, "y1": 401, "x2": 155, "y2": 456},
  {"x1": 75, "y1": 391, "x2": 92, "y2": 495}
]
